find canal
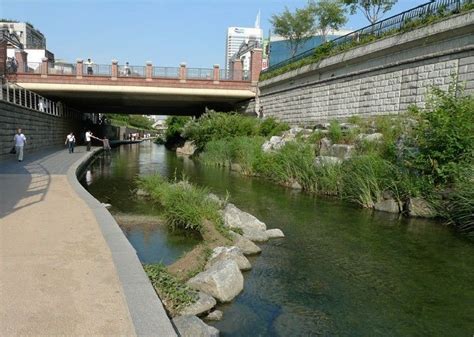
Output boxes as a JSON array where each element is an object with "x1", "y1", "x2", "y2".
[{"x1": 80, "y1": 142, "x2": 474, "y2": 337}]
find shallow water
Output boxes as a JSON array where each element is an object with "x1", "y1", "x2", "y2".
[{"x1": 80, "y1": 142, "x2": 474, "y2": 337}]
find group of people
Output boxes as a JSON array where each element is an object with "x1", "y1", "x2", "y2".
[
  {"x1": 84, "y1": 58, "x2": 132, "y2": 76},
  {"x1": 65, "y1": 130, "x2": 111, "y2": 153}
]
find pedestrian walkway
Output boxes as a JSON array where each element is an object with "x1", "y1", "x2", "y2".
[{"x1": 0, "y1": 147, "x2": 176, "y2": 337}]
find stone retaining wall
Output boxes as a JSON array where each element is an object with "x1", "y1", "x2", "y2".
[
  {"x1": 0, "y1": 101, "x2": 82, "y2": 160},
  {"x1": 257, "y1": 11, "x2": 474, "y2": 125}
]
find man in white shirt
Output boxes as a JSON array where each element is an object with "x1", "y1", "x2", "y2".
[
  {"x1": 13, "y1": 128, "x2": 27, "y2": 162},
  {"x1": 65, "y1": 132, "x2": 76, "y2": 153},
  {"x1": 85, "y1": 130, "x2": 92, "y2": 151},
  {"x1": 85, "y1": 58, "x2": 94, "y2": 75}
]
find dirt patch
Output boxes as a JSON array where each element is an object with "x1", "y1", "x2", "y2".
[{"x1": 167, "y1": 220, "x2": 232, "y2": 280}]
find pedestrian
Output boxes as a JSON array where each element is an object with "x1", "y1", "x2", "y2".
[
  {"x1": 65, "y1": 132, "x2": 76, "y2": 153},
  {"x1": 85, "y1": 130, "x2": 92, "y2": 151},
  {"x1": 13, "y1": 128, "x2": 27, "y2": 162},
  {"x1": 124, "y1": 62, "x2": 131, "y2": 76},
  {"x1": 38, "y1": 98, "x2": 45, "y2": 112},
  {"x1": 85, "y1": 58, "x2": 94, "y2": 75},
  {"x1": 91, "y1": 135, "x2": 111, "y2": 152}
]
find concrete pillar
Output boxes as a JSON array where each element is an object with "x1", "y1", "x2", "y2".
[
  {"x1": 250, "y1": 48, "x2": 262, "y2": 84},
  {"x1": 232, "y1": 59, "x2": 243, "y2": 81},
  {"x1": 41, "y1": 57, "x2": 48, "y2": 78},
  {"x1": 179, "y1": 62, "x2": 186, "y2": 83},
  {"x1": 15, "y1": 50, "x2": 28, "y2": 73},
  {"x1": 146, "y1": 61, "x2": 153, "y2": 81},
  {"x1": 213, "y1": 64, "x2": 220, "y2": 83},
  {"x1": 76, "y1": 59, "x2": 83, "y2": 79},
  {"x1": 111, "y1": 60, "x2": 118, "y2": 80}
]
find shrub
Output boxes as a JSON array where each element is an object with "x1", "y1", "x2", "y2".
[
  {"x1": 258, "y1": 117, "x2": 290, "y2": 137},
  {"x1": 165, "y1": 116, "x2": 191, "y2": 147},
  {"x1": 200, "y1": 139, "x2": 233, "y2": 167},
  {"x1": 230, "y1": 136, "x2": 265, "y2": 175},
  {"x1": 144, "y1": 263, "x2": 198, "y2": 316},
  {"x1": 408, "y1": 85, "x2": 474, "y2": 185},
  {"x1": 328, "y1": 120, "x2": 343, "y2": 143}
]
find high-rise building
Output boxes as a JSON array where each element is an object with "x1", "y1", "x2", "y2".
[
  {"x1": 0, "y1": 21, "x2": 46, "y2": 49},
  {"x1": 225, "y1": 13, "x2": 263, "y2": 71}
]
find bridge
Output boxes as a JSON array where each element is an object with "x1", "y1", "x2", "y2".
[{"x1": 5, "y1": 53, "x2": 261, "y2": 115}]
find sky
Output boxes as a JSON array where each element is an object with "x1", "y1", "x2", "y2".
[{"x1": 1, "y1": 0, "x2": 428, "y2": 68}]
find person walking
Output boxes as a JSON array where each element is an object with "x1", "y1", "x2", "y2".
[
  {"x1": 65, "y1": 132, "x2": 76, "y2": 153},
  {"x1": 85, "y1": 130, "x2": 92, "y2": 151},
  {"x1": 85, "y1": 58, "x2": 94, "y2": 75},
  {"x1": 123, "y1": 62, "x2": 131, "y2": 76},
  {"x1": 13, "y1": 128, "x2": 27, "y2": 162}
]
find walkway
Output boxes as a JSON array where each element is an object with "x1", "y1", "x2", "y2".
[{"x1": 0, "y1": 147, "x2": 176, "y2": 336}]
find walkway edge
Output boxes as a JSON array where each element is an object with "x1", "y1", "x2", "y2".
[{"x1": 66, "y1": 149, "x2": 178, "y2": 337}]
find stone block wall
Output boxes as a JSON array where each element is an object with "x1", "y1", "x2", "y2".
[
  {"x1": 0, "y1": 101, "x2": 82, "y2": 160},
  {"x1": 258, "y1": 11, "x2": 474, "y2": 125}
]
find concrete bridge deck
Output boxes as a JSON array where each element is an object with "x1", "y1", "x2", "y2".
[{"x1": 0, "y1": 147, "x2": 176, "y2": 336}]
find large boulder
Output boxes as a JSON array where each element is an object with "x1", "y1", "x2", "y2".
[
  {"x1": 179, "y1": 292, "x2": 217, "y2": 316},
  {"x1": 265, "y1": 228, "x2": 285, "y2": 238},
  {"x1": 176, "y1": 141, "x2": 197, "y2": 156},
  {"x1": 173, "y1": 315, "x2": 219, "y2": 337},
  {"x1": 223, "y1": 204, "x2": 269, "y2": 242},
  {"x1": 205, "y1": 310, "x2": 223, "y2": 321},
  {"x1": 187, "y1": 260, "x2": 244, "y2": 303},
  {"x1": 328, "y1": 144, "x2": 355, "y2": 160},
  {"x1": 261, "y1": 136, "x2": 287, "y2": 152},
  {"x1": 318, "y1": 137, "x2": 332, "y2": 156},
  {"x1": 230, "y1": 232, "x2": 262, "y2": 255},
  {"x1": 358, "y1": 133, "x2": 384, "y2": 142},
  {"x1": 406, "y1": 198, "x2": 436, "y2": 218},
  {"x1": 205, "y1": 246, "x2": 251, "y2": 271},
  {"x1": 374, "y1": 199, "x2": 401, "y2": 213}
]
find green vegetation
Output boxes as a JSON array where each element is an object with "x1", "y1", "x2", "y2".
[
  {"x1": 106, "y1": 114, "x2": 154, "y2": 130},
  {"x1": 164, "y1": 116, "x2": 191, "y2": 148},
  {"x1": 342, "y1": 0, "x2": 397, "y2": 24},
  {"x1": 143, "y1": 263, "x2": 198, "y2": 316},
  {"x1": 262, "y1": 2, "x2": 474, "y2": 81},
  {"x1": 137, "y1": 174, "x2": 222, "y2": 234},
  {"x1": 311, "y1": 0, "x2": 348, "y2": 42},
  {"x1": 179, "y1": 86, "x2": 473, "y2": 235}
]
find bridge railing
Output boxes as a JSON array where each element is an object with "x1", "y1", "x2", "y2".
[
  {"x1": 187, "y1": 68, "x2": 214, "y2": 80},
  {"x1": 83, "y1": 64, "x2": 112, "y2": 76},
  {"x1": 262, "y1": 0, "x2": 472, "y2": 74},
  {"x1": 48, "y1": 62, "x2": 77, "y2": 75},
  {"x1": 152, "y1": 67, "x2": 180, "y2": 79},
  {"x1": 118, "y1": 65, "x2": 145, "y2": 77},
  {"x1": 220, "y1": 69, "x2": 251, "y2": 81},
  {"x1": 0, "y1": 78, "x2": 81, "y2": 119},
  {"x1": 25, "y1": 62, "x2": 42, "y2": 74}
]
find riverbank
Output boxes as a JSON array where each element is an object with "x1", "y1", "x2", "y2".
[{"x1": 0, "y1": 146, "x2": 175, "y2": 336}]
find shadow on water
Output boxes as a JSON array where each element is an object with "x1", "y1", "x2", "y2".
[{"x1": 80, "y1": 142, "x2": 474, "y2": 337}]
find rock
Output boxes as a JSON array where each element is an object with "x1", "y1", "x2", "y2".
[
  {"x1": 230, "y1": 232, "x2": 262, "y2": 255},
  {"x1": 176, "y1": 141, "x2": 197, "y2": 156},
  {"x1": 205, "y1": 310, "x2": 223, "y2": 321},
  {"x1": 289, "y1": 180, "x2": 302, "y2": 190},
  {"x1": 179, "y1": 292, "x2": 217, "y2": 316},
  {"x1": 261, "y1": 141, "x2": 273, "y2": 153},
  {"x1": 205, "y1": 246, "x2": 251, "y2": 271},
  {"x1": 313, "y1": 123, "x2": 330, "y2": 130},
  {"x1": 262, "y1": 136, "x2": 288, "y2": 152},
  {"x1": 406, "y1": 198, "x2": 436, "y2": 218},
  {"x1": 101, "y1": 203, "x2": 112, "y2": 208},
  {"x1": 328, "y1": 144, "x2": 354, "y2": 160},
  {"x1": 373, "y1": 199, "x2": 401, "y2": 213},
  {"x1": 340, "y1": 123, "x2": 358, "y2": 131},
  {"x1": 135, "y1": 188, "x2": 149, "y2": 197},
  {"x1": 206, "y1": 193, "x2": 224, "y2": 207},
  {"x1": 314, "y1": 156, "x2": 342, "y2": 167},
  {"x1": 187, "y1": 260, "x2": 244, "y2": 303},
  {"x1": 223, "y1": 203, "x2": 269, "y2": 242},
  {"x1": 318, "y1": 137, "x2": 332, "y2": 156},
  {"x1": 364, "y1": 133, "x2": 384, "y2": 142},
  {"x1": 230, "y1": 163, "x2": 242, "y2": 173},
  {"x1": 173, "y1": 315, "x2": 219, "y2": 337},
  {"x1": 382, "y1": 190, "x2": 394, "y2": 200},
  {"x1": 265, "y1": 228, "x2": 285, "y2": 239}
]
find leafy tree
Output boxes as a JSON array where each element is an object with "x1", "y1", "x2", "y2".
[
  {"x1": 270, "y1": 5, "x2": 317, "y2": 57},
  {"x1": 311, "y1": 0, "x2": 347, "y2": 42},
  {"x1": 342, "y1": 0, "x2": 397, "y2": 24}
]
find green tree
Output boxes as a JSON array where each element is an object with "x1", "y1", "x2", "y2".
[
  {"x1": 342, "y1": 0, "x2": 397, "y2": 24},
  {"x1": 311, "y1": 0, "x2": 348, "y2": 42},
  {"x1": 270, "y1": 5, "x2": 317, "y2": 57}
]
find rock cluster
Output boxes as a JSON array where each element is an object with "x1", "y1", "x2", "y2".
[{"x1": 176, "y1": 141, "x2": 197, "y2": 156}]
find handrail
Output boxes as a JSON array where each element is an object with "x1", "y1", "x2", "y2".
[{"x1": 263, "y1": 0, "x2": 470, "y2": 73}]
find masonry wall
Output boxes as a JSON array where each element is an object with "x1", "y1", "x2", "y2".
[
  {"x1": 0, "y1": 101, "x2": 82, "y2": 160},
  {"x1": 258, "y1": 11, "x2": 474, "y2": 125}
]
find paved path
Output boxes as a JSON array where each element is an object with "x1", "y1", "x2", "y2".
[{"x1": 0, "y1": 147, "x2": 177, "y2": 337}]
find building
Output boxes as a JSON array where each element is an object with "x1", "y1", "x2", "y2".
[
  {"x1": 269, "y1": 29, "x2": 352, "y2": 67},
  {"x1": 225, "y1": 13, "x2": 263, "y2": 72},
  {"x1": 0, "y1": 21, "x2": 46, "y2": 49}
]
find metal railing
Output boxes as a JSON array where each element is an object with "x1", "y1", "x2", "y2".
[
  {"x1": 48, "y1": 62, "x2": 76, "y2": 75},
  {"x1": 219, "y1": 69, "x2": 251, "y2": 81},
  {"x1": 118, "y1": 65, "x2": 146, "y2": 77},
  {"x1": 263, "y1": 0, "x2": 472, "y2": 73},
  {"x1": 186, "y1": 68, "x2": 214, "y2": 80},
  {"x1": 25, "y1": 62, "x2": 42, "y2": 74},
  {"x1": 83, "y1": 64, "x2": 112, "y2": 76},
  {"x1": 0, "y1": 78, "x2": 80, "y2": 119},
  {"x1": 152, "y1": 66, "x2": 180, "y2": 78}
]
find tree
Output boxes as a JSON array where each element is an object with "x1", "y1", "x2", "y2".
[
  {"x1": 311, "y1": 0, "x2": 348, "y2": 42},
  {"x1": 270, "y1": 5, "x2": 317, "y2": 57},
  {"x1": 342, "y1": 0, "x2": 397, "y2": 24}
]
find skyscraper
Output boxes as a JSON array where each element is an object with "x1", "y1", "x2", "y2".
[{"x1": 225, "y1": 12, "x2": 263, "y2": 72}]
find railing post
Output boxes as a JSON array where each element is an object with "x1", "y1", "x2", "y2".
[
  {"x1": 146, "y1": 61, "x2": 153, "y2": 81},
  {"x1": 213, "y1": 64, "x2": 220, "y2": 83},
  {"x1": 76, "y1": 59, "x2": 83, "y2": 79},
  {"x1": 111, "y1": 59, "x2": 118, "y2": 80},
  {"x1": 6, "y1": 82, "x2": 10, "y2": 103},
  {"x1": 232, "y1": 59, "x2": 243, "y2": 81},
  {"x1": 41, "y1": 57, "x2": 48, "y2": 78},
  {"x1": 29, "y1": 91, "x2": 32, "y2": 109},
  {"x1": 179, "y1": 62, "x2": 186, "y2": 83},
  {"x1": 250, "y1": 48, "x2": 263, "y2": 84},
  {"x1": 15, "y1": 50, "x2": 28, "y2": 73}
]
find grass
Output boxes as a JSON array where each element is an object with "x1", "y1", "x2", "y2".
[{"x1": 143, "y1": 263, "x2": 198, "y2": 316}]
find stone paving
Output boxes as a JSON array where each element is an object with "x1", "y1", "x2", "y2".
[{"x1": 0, "y1": 146, "x2": 176, "y2": 337}]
